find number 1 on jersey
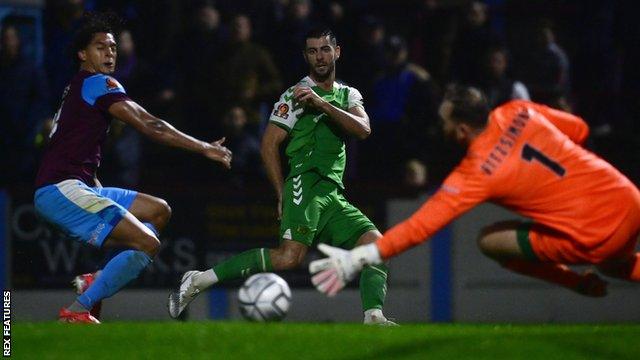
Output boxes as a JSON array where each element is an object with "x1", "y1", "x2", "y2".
[{"x1": 521, "y1": 143, "x2": 566, "y2": 177}]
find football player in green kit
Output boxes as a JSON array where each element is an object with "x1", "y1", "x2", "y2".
[{"x1": 169, "y1": 29, "x2": 394, "y2": 325}]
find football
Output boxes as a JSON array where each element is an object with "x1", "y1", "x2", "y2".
[{"x1": 238, "y1": 273, "x2": 292, "y2": 322}]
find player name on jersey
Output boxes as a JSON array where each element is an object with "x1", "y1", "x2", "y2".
[{"x1": 480, "y1": 109, "x2": 530, "y2": 175}]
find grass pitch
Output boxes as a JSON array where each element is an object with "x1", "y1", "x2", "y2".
[{"x1": 14, "y1": 322, "x2": 640, "y2": 359}]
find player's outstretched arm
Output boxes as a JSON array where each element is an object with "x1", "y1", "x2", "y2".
[
  {"x1": 108, "y1": 100, "x2": 232, "y2": 168},
  {"x1": 261, "y1": 123, "x2": 288, "y2": 219},
  {"x1": 294, "y1": 86, "x2": 371, "y2": 139}
]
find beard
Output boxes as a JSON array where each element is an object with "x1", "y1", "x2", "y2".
[{"x1": 310, "y1": 61, "x2": 335, "y2": 82}]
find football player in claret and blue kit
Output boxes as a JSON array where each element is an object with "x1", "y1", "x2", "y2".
[{"x1": 33, "y1": 12, "x2": 232, "y2": 324}]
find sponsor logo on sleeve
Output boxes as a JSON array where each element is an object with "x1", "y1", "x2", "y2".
[
  {"x1": 105, "y1": 77, "x2": 122, "y2": 91},
  {"x1": 273, "y1": 103, "x2": 289, "y2": 119}
]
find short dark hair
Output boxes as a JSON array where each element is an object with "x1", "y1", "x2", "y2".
[
  {"x1": 444, "y1": 84, "x2": 490, "y2": 128},
  {"x1": 303, "y1": 28, "x2": 337, "y2": 49},
  {"x1": 71, "y1": 12, "x2": 122, "y2": 65}
]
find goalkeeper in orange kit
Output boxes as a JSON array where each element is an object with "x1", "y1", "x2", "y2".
[{"x1": 310, "y1": 85, "x2": 640, "y2": 297}]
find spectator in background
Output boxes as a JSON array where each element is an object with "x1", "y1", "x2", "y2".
[
  {"x1": 449, "y1": 1, "x2": 502, "y2": 84},
  {"x1": 218, "y1": 14, "x2": 282, "y2": 132},
  {"x1": 0, "y1": 22, "x2": 51, "y2": 186},
  {"x1": 342, "y1": 15, "x2": 386, "y2": 100},
  {"x1": 216, "y1": 0, "x2": 289, "y2": 46},
  {"x1": 272, "y1": 0, "x2": 315, "y2": 86},
  {"x1": 92, "y1": 0, "x2": 182, "y2": 65},
  {"x1": 520, "y1": 20, "x2": 571, "y2": 111},
  {"x1": 404, "y1": 159, "x2": 429, "y2": 190},
  {"x1": 176, "y1": 1, "x2": 225, "y2": 139},
  {"x1": 319, "y1": 1, "x2": 348, "y2": 44},
  {"x1": 477, "y1": 46, "x2": 529, "y2": 108},
  {"x1": 101, "y1": 29, "x2": 155, "y2": 188},
  {"x1": 112, "y1": 30, "x2": 157, "y2": 105},
  {"x1": 44, "y1": 0, "x2": 85, "y2": 98},
  {"x1": 410, "y1": 0, "x2": 457, "y2": 84},
  {"x1": 220, "y1": 106, "x2": 263, "y2": 188},
  {"x1": 362, "y1": 36, "x2": 439, "y2": 182}
]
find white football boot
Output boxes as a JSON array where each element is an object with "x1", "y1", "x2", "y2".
[
  {"x1": 364, "y1": 309, "x2": 399, "y2": 326},
  {"x1": 168, "y1": 271, "x2": 202, "y2": 319}
]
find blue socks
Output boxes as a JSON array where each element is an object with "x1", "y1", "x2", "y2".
[
  {"x1": 77, "y1": 250, "x2": 152, "y2": 309},
  {"x1": 77, "y1": 222, "x2": 158, "y2": 309},
  {"x1": 143, "y1": 222, "x2": 159, "y2": 237}
]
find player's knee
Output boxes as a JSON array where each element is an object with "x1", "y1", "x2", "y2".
[
  {"x1": 478, "y1": 226, "x2": 523, "y2": 261},
  {"x1": 271, "y1": 249, "x2": 303, "y2": 270},
  {"x1": 154, "y1": 198, "x2": 172, "y2": 225},
  {"x1": 276, "y1": 254, "x2": 302, "y2": 270},
  {"x1": 271, "y1": 244, "x2": 305, "y2": 270},
  {"x1": 477, "y1": 230, "x2": 500, "y2": 259}
]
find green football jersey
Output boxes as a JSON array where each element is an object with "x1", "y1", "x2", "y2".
[{"x1": 269, "y1": 76, "x2": 364, "y2": 189}]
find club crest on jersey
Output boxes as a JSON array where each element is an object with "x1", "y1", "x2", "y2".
[
  {"x1": 273, "y1": 103, "x2": 289, "y2": 119},
  {"x1": 105, "y1": 77, "x2": 121, "y2": 91},
  {"x1": 295, "y1": 225, "x2": 310, "y2": 235}
]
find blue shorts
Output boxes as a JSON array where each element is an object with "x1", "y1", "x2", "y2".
[{"x1": 34, "y1": 179, "x2": 138, "y2": 247}]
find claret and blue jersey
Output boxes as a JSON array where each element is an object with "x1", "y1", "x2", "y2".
[
  {"x1": 35, "y1": 70, "x2": 130, "y2": 189},
  {"x1": 34, "y1": 71, "x2": 135, "y2": 247}
]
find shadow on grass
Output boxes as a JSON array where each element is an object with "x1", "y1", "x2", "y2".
[
  {"x1": 542, "y1": 335, "x2": 639, "y2": 360},
  {"x1": 337, "y1": 337, "x2": 459, "y2": 360},
  {"x1": 337, "y1": 333, "x2": 640, "y2": 360}
]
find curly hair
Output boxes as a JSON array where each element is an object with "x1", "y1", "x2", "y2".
[{"x1": 71, "y1": 12, "x2": 123, "y2": 66}]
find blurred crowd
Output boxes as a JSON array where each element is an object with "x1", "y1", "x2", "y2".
[{"x1": 1, "y1": 0, "x2": 639, "y2": 192}]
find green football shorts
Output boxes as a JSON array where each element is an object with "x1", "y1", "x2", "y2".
[{"x1": 280, "y1": 171, "x2": 377, "y2": 249}]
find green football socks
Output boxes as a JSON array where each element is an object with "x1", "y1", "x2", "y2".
[
  {"x1": 212, "y1": 248, "x2": 273, "y2": 282},
  {"x1": 359, "y1": 263, "x2": 388, "y2": 311}
]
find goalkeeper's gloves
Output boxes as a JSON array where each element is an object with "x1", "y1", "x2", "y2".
[{"x1": 308, "y1": 243, "x2": 382, "y2": 296}]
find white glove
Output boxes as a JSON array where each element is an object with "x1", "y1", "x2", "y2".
[{"x1": 309, "y1": 243, "x2": 382, "y2": 296}]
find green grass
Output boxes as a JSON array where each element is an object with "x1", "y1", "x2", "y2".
[{"x1": 13, "y1": 322, "x2": 640, "y2": 359}]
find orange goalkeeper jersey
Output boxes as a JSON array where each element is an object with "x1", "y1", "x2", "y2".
[{"x1": 377, "y1": 100, "x2": 640, "y2": 258}]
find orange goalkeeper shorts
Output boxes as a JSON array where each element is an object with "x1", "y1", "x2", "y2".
[{"x1": 523, "y1": 206, "x2": 640, "y2": 264}]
